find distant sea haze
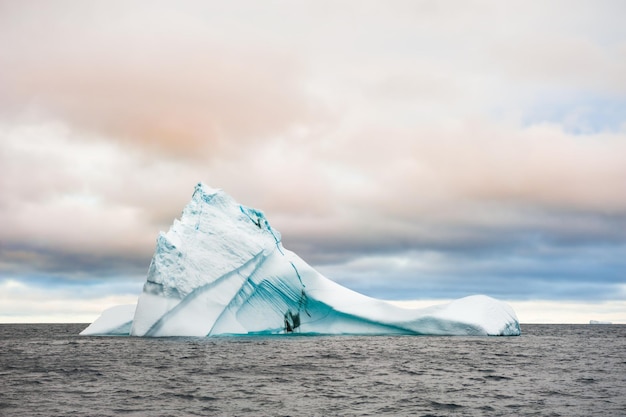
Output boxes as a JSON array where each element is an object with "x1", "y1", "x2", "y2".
[{"x1": 1, "y1": 324, "x2": 625, "y2": 416}]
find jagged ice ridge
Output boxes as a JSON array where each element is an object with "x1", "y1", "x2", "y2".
[{"x1": 81, "y1": 183, "x2": 521, "y2": 337}]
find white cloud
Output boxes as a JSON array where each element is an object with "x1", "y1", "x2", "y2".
[
  {"x1": 507, "y1": 300, "x2": 626, "y2": 324},
  {"x1": 0, "y1": 279, "x2": 140, "y2": 323}
]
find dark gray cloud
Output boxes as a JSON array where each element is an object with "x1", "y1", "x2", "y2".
[
  {"x1": 283, "y1": 208, "x2": 626, "y2": 264},
  {"x1": 0, "y1": 242, "x2": 150, "y2": 278},
  {"x1": 317, "y1": 244, "x2": 626, "y2": 302}
]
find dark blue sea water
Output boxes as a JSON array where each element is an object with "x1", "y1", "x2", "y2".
[{"x1": 1, "y1": 324, "x2": 624, "y2": 416}]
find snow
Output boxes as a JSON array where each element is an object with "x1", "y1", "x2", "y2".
[{"x1": 81, "y1": 183, "x2": 521, "y2": 337}]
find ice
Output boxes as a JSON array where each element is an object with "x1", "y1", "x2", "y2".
[
  {"x1": 82, "y1": 183, "x2": 521, "y2": 337},
  {"x1": 80, "y1": 304, "x2": 135, "y2": 336}
]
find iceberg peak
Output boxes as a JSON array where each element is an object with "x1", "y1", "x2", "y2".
[
  {"x1": 193, "y1": 181, "x2": 220, "y2": 196},
  {"x1": 81, "y1": 183, "x2": 521, "y2": 337}
]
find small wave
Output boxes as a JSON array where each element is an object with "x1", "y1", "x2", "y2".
[
  {"x1": 429, "y1": 400, "x2": 464, "y2": 410},
  {"x1": 576, "y1": 377, "x2": 596, "y2": 384},
  {"x1": 484, "y1": 374, "x2": 512, "y2": 381}
]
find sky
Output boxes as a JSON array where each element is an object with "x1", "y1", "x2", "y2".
[{"x1": 1, "y1": 0, "x2": 625, "y2": 324}]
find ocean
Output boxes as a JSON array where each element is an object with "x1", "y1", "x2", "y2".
[{"x1": 0, "y1": 324, "x2": 624, "y2": 416}]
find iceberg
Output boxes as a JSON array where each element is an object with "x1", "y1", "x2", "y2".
[{"x1": 81, "y1": 183, "x2": 520, "y2": 337}]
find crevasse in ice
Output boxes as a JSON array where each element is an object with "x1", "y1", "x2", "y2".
[{"x1": 81, "y1": 183, "x2": 521, "y2": 337}]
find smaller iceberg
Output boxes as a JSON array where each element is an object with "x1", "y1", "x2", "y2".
[
  {"x1": 589, "y1": 320, "x2": 612, "y2": 325},
  {"x1": 81, "y1": 183, "x2": 521, "y2": 337}
]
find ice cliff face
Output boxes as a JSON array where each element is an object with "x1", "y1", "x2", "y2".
[{"x1": 81, "y1": 183, "x2": 521, "y2": 337}]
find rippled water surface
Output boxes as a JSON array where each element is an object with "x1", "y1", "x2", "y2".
[{"x1": 1, "y1": 324, "x2": 625, "y2": 416}]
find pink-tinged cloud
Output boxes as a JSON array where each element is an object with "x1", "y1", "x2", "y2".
[{"x1": 0, "y1": 2, "x2": 325, "y2": 158}]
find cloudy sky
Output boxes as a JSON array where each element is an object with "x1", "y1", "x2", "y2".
[{"x1": 1, "y1": 1, "x2": 625, "y2": 323}]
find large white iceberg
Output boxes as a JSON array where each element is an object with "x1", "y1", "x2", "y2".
[{"x1": 81, "y1": 183, "x2": 520, "y2": 337}]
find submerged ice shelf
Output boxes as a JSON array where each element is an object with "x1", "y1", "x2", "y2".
[{"x1": 81, "y1": 183, "x2": 520, "y2": 337}]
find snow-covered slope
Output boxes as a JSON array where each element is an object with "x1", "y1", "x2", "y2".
[{"x1": 81, "y1": 183, "x2": 520, "y2": 337}]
